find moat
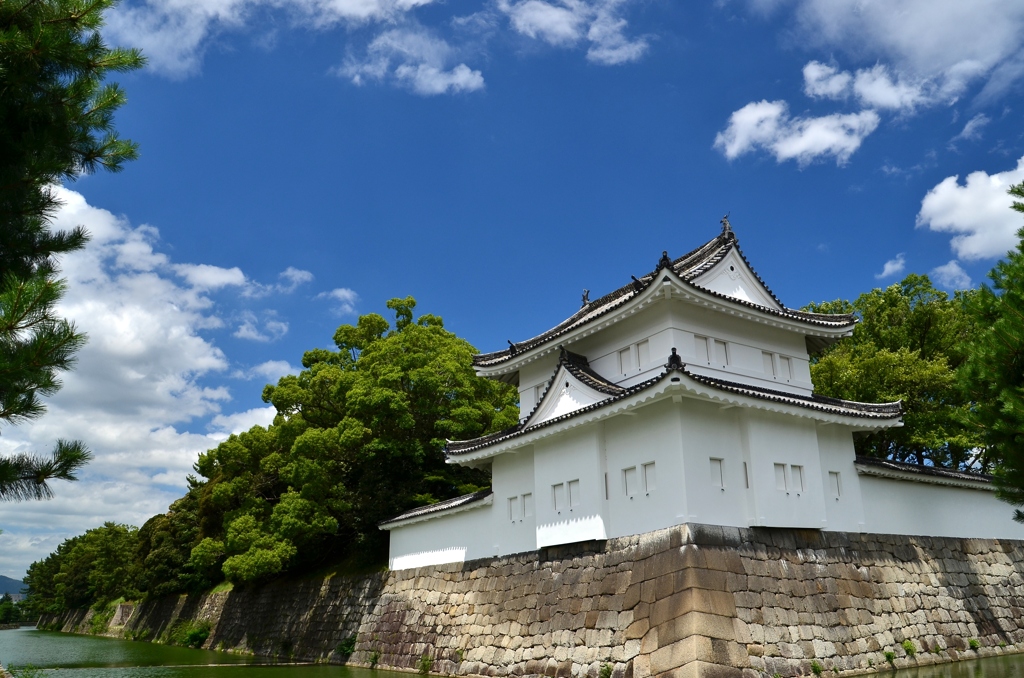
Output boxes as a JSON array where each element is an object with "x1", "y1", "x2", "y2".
[{"x1": 0, "y1": 626, "x2": 402, "y2": 678}]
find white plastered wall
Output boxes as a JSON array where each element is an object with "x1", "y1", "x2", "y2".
[
  {"x1": 602, "y1": 399, "x2": 685, "y2": 539},
  {"x1": 860, "y1": 475, "x2": 1024, "y2": 540},
  {"x1": 743, "y1": 409, "x2": 828, "y2": 529},
  {"x1": 386, "y1": 501, "x2": 495, "y2": 570},
  {"x1": 533, "y1": 427, "x2": 608, "y2": 547},
  {"x1": 678, "y1": 398, "x2": 752, "y2": 527},
  {"x1": 815, "y1": 424, "x2": 866, "y2": 532},
  {"x1": 491, "y1": 448, "x2": 538, "y2": 554}
]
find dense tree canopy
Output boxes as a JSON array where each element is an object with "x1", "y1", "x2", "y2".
[
  {"x1": 805, "y1": 274, "x2": 983, "y2": 469},
  {"x1": 962, "y1": 182, "x2": 1024, "y2": 520},
  {"x1": 0, "y1": 0, "x2": 143, "y2": 500}
]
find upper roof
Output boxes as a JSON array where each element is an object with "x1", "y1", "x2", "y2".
[
  {"x1": 447, "y1": 351, "x2": 902, "y2": 460},
  {"x1": 474, "y1": 225, "x2": 857, "y2": 370}
]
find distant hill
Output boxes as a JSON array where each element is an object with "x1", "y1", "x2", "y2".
[{"x1": 0, "y1": 575, "x2": 25, "y2": 595}]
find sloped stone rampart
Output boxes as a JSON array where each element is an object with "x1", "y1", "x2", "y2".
[{"x1": 40, "y1": 525, "x2": 1024, "y2": 678}]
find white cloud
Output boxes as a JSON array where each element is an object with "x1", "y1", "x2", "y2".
[
  {"x1": 950, "y1": 113, "x2": 991, "y2": 146},
  {"x1": 233, "y1": 311, "x2": 289, "y2": 342},
  {"x1": 851, "y1": 64, "x2": 931, "y2": 111},
  {"x1": 173, "y1": 263, "x2": 247, "y2": 289},
  {"x1": 499, "y1": 0, "x2": 647, "y2": 65},
  {"x1": 784, "y1": 0, "x2": 1024, "y2": 103},
  {"x1": 317, "y1": 287, "x2": 359, "y2": 314},
  {"x1": 931, "y1": 260, "x2": 972, "y2": 289},
  {"x1": 803, "y1": 61, "x2": 932, "y2": 112},
  {"x1": 339, "y1": 27, "x2": 485, "y2": 95},
  {"x1": 803, "y1": 61, "x2": 851, "y2": 99},
  {"x1": 105, "y1": 0, "x2": 441, "y2": 78},
  {"x1": 875, "y1": 253, "x2": 906, "y2": 279},
  {"x1": 277, "y1": 266, "x2": 314, "y2": 291},
  {"x1": 0, "y1": 187, "x2": 303, "y2": 578},
  {"x1": 714, "y1": 100, "x2": 880, "y2": 166},
  {"x1": 232, "y1": 359, "x2": 297, "y2": 381},
  {"x1": 209, "y1": 406, "x2": 277, "y2": 437},
  {"x1": 916, "y1": 156, "x2": 1024, "y2": 260}
]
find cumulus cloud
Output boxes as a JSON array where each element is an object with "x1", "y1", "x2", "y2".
[
  {"x1": 339, "y1": 27, "x2": 484, "y2": 95},
  {"x1": 0, "y1": 188, "x2": 312, "y2": 577},
  {"x1": 234, "y1": 311, "x2": 289, "y2": 342},
  {"x1": 931, "y1": 260, "x2": 972, "y2": 289},
  {"x1": 209, "y1": 406, "x2": 277, "y2": 438},
  {"x1": 784, "y1": 0, "x2": 1024, "y2": 103},
  {"x1": 499, "y1": 0, "x2": 647, "y2": 65},
  {"x1": 875, "y1": 253, "x2": 906, "y2": 279},
  {"x1": 916, "y1": 156, "x2": 1024, "y2": 260},
  {"x1": 318, "y1": 287, "x2": 359, "y2": 314},
  {"x1": 714, "y1": 100, "x2": 880, "y2": 166},
  {"x1": 803, "y1": 61, "x2": 851, "y2": 99},
  {"x1": 803, "y1": 61, "x2": 933, "y2": 112}
]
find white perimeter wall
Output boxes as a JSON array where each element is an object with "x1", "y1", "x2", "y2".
[
  {"x1": 860, "y1": 475, "x2": 1024, "y2": 540},
  {"x1": 386, "y1": 502, "x2": 494, "y2": 570}
]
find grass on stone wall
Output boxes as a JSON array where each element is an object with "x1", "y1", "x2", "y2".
[{"x1": 166, "y1": 620, "x2": 211, "y2": 648}]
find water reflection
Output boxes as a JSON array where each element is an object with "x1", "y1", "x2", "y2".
[{"x1": 0, "y1": 627, "x2": 405, "y2": 678}]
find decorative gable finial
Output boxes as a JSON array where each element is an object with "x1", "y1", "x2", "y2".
[
  {"x1": 720, "y1": 213, "x2": 732, "y2": 235},
  {"x1": 666, "y1": 347, "x2": 684, "y2": 370},
  {"x1": 656, "y1": 250, "x2": 672, "y2": 271},
  {"x1": 581, "y1": 289, "x2": 590, "y2": 307}
]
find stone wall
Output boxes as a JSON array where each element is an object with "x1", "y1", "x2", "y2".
[{"x1": 42, "y1": 524, "x2": 1024, "y2": 678}]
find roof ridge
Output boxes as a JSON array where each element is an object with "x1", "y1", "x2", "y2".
[{"x1": 473, "y1": 228, "x2": 857, "y2": 368}]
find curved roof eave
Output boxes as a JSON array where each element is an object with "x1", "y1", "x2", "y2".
[
  {"x1": 474, "y1": 266, "x2": 857, "y2": 376},
  {"x1": 446, "y1": 365, "x2": 902, "y2": 463}
]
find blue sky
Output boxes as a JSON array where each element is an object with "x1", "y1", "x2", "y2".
[{"x1": 2, "y1": 0, "x2": 1024, "y2": 578}]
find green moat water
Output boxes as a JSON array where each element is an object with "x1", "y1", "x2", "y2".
[
  {"x1": 1, "y1": 627, "x2": 1023, "y2": 678},
  {"x1": 0, "y1": 627, "x2": 403, "y2": 678}
]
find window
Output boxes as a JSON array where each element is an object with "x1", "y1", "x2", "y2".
[
  {"x1": 714, "y1": 339, "x2": 729, "y2": 366},
  {"x1": 643, "y1": 462, "x2": 656, "y2": 494},
  {"x1": 779, "y1": 356, "x2": 792, "y2": 381},
  {"x1": 710, "y1": 458, "x2": 724, "y2": 490},
  {"x1": 762, "y1": 351, "x2": 775, "y2": 376},
  {"x1": 695, "y1": 336, "x2": 710, "y2": 364},
  {"x1": 508, "y1": 496, "x2": 520, "y2": 521},
  {"x1": 829, "y1": 472, "x2": 841, "y2": 500},
  {"x1": 637, "y1": 340, "x2": 650, "y2": 368},
  {"x1": 743, "y1": 462, "x2": 750, "y2": 489},
  {"x1": 523, "y1": 493, "x2": 534, "y2": 517},
  {"x1": 774, "y1": 463, "x2": 787, "y2": 491},
  {"x1": 623, "y1": 466, "x2": 638, "y2": 497},
  {"x1": 791, "y1": 465, "x2": 804, "y2": 493},
  {"x1": 534, "y1": 384, "x2": 545, "y2": 405},
  {"x1": 552, "y1": 483, "x2": 566, "y2": 512},
  {"x1": 604, "y1": 473, "x2": 609, "y2": 500},
  {"x1": 619, "y1": 347, "x2": 633, "y2": 374},
  {"x1": 568, "y1": 479, "x2": 581, "y2": 507}
]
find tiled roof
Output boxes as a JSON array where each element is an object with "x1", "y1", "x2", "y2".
[
  {"x1": 854, "y1": 456, "x2": 992, "y2": 484},
  {"x1": 684, "y1": 371, "x2": 903, "y2": 419},
  {"x1": 446, "y1": 357, "x2": 901, "y2": 458},
  {"x1": 474, "y1": 230, "x2": 856, "y2": 368},
  {"x1": 378, "y1": 489, "x2": 493, "y2": 527}
]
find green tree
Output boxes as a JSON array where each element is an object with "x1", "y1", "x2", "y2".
[
  {"x1": 188, "y1": 297, "x2": 520, "y2": 584},
  {"x1": 962, "y1": 182, "x2": 1024, "y2": 519},
  {"x1": 23, "y1": 523, "x2": 139, "y2": 613},
  {"x1": 0, "y1": 594, "x2": 16, "y2": 623},
  {"x1": 0, "y1": 0, "x2": 144, "y2": 499},
  {"x1": 805, "y1": 274, "x2": 982, "y2": 469}
]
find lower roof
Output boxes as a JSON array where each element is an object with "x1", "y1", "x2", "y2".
[{"x1": 446, "y1": 359, "x2": 903, "y2": 459}]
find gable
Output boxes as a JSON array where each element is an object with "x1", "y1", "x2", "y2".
[
  {"x1": 690, "y1": 249, "x2": 781, "y2": 309},
  {"x1": 526, "y1": 365, "x2": 614, "y2": 427}
]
